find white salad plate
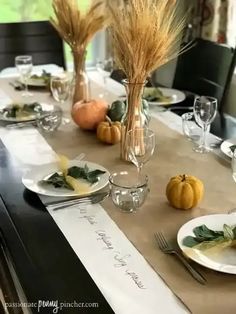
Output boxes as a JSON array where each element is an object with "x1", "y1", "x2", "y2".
[
  {"x1": 220, "y1": 138, "x2": 236, "y2": 158},
  {"x1": 0, "y1": 103, "x2": 59, "y2": 122},
  {"x1": 143, "y1": 87, "x2": 186, "y2": 106},
  {"x1": 22, "y1": 160, "x2": 109, "y2": 197},
  {"x1": 177, "y1": 214, "x2": 236, "y2": 275}
]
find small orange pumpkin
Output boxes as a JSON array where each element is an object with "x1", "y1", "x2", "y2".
[
  {"x1": 166, "y1": 174, "x2": 204, "y2": 210},
  {"x1": 71, "y1": 99, "x2": 108, "y2": 130},
  {"x1": 97, "y1": 116, "x2": 121, "y2": 144}
]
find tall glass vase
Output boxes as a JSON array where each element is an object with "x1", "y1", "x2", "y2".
[
  {"x1": 71, "y1": 47, "x2": 90, "y2": 104},
  {"x1": 121, "y1": 79, "x2": 149, "y2": 161}
]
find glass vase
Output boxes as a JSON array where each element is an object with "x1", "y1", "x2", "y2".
[
  {"x1": 71, "y1": 47, "x2": 90, "y2": 104},
  {"x1": 120, "y1": 79, "x2": 150, "y2": 161}
]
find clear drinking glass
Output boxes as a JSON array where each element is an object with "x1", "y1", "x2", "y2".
[
  {"x1": 15, "y1": 55, "x2": 33, "y2": 97},
  {"x1": 182, "y1": 112, "x2": 202, "y2": 142},
  {"x1": 193, "y1": 96, "x2": 217, "y2": 153},
  {"x1": 109, "y1": 170, "x2": 149, "y2": 213},
  {"x1": 36, "y1": 107, "x2": 62, "y2": 133},
  {"x1": 127, "y1": 128, "x2": 155, "y2": 176}
]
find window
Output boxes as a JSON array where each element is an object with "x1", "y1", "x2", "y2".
[{"x1": 0, "y1": 0, "x2": 105, "y2": 69}]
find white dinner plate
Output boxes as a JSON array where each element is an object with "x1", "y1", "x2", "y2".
[
  {"x1": 220, "y1": 138, "x2": 236, "y2": 158},
  {"x1": 177, "y1": 214, "x2": 236, "y2": 274},
  {"x1": 0, "y1": 103, "x2": 58, "y2": 122},
  {"x1": 22, "y1": 160, "x2": 109, "y2": 197},
  {"x1": 143, "y1": 87, "x2": 186, "y2": 106}
]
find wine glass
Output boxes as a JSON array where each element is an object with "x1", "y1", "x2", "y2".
[
  {"x1": 96, "y1": 58, "x2": 113, "y2": 87},
  {"x1": 193, "y1": 96, "x2": 217, "y2": 153},
  {"x1": 50, "y1": 74, "x2": 71, "y2": 123},
  {"x1": 15, "y1": 55, "x2": 33, "y2": 97},
  {"x1": 229, "y1": 149, "x2": 236, "y2": 214},
  {"x1": 127, "y1": 128, "x2": 155, "y2": 177}
]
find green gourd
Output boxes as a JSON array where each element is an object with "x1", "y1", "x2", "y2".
[
  {"x1": 107, "y1": 100, "x2": 126, "y2": 122},
  {"x1": 108, "y1": 99, "x2": 150, "y2": 122}
]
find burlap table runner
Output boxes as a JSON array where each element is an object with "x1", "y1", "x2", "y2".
[
  {"x1": 43, "y1": 116, "x2": 235, "y2": 314},
  {"x1": 2, "y1": 77, "x2": 236, "y2": 314}
]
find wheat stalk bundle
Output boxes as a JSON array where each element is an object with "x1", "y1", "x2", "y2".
[
  {"x1": 108, "y1": 0, "x2": 185, "y2": 83},
  {"x1": 51, "y1": 0, "x2": 107, "y2": 69},
  {"x1": 107, "y1": 0, "x2": 186, "y2": 159},
  {"x1": 51, "y1": 0, "x2": 107, "y2": 102}
]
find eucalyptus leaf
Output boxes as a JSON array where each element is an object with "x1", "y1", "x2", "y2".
[
  {"x1": 87, "y1": 169, "x2": 106, "y2": 184},
  {"x1": 230, "y1": 145, "x2": 236, "y2": 153},
  {"x1": 182, "y1": 236, "x2": 201, "y2": 248},
  {"x1": 40, "y1": 164, "x2": 106, "y2": 191},
  {"x1": 182, "y1": 223, "x2": 236, "y2": 251},
  {"x1": 233, "y1": 227, "x2": 236, "y2": 238},
  {"x1": 40, "y1": 173, "x2": 72, "y2": 190},
  {"x1": 67, "y1": 166, "x2": 87, "y2": 179},
  {"x1": 193, "y1": 224, "x2": 223, "y2": 240}
]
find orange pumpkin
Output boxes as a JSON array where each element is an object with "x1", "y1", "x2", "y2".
[{"x1": 71, "y1": 99, "x2": 108, "y2": 130}]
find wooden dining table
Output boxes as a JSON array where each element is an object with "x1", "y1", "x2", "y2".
[{"x1": 0, "y1": 71, "x2": 235, "y2": 314}]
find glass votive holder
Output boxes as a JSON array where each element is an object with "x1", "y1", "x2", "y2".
[
  {"x1": 109, "y1": 171, "x2": 149, "y2": 213},
  {"x1": 182, "y1": 112, "x2": 211, "y2": 144},
  {"x1": 182, "y1": 112, "x2": 202, "y2": 142},
  {"x1": 36, "y1": 106, "x2": 62, "y2": 132}
]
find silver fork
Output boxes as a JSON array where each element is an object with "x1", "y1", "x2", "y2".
[
  {"x1": 46, "y1": 191, "x2": 109, "y2": 211},
  {"x1": 154, "y1": 232, "x2": 206, "y2": 285}
]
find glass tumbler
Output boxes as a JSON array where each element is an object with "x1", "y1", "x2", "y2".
[
  {"x1": 36, "y1": 107, "x2": 62, "y2": 132},
  {"x1": 109, "y1": 170, "x2": 149, "y2": 213},
  {"x1": 182, "y1": 112, "x2": 202, "y2": 142}
]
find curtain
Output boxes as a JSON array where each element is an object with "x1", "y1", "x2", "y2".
[{"x1": 187, "y1": 0, "x2": 236, "y2": 47}]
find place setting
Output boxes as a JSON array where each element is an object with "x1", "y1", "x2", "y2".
[
  {"x1": 143, "y1": 86, "x2": 186, "y2": 107},
  {"x1": 11, "y1": 55, "x2": 63, "y2": 91},
  {"x1": 19, "y1": 149, "x2": 109, "y2": 209},
  {"x1": 0, "y1": 56, "x2": 74, "y2": 132}
]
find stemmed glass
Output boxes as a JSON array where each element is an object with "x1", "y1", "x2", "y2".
[
  {"x1": 15, "y1": 55, "x2": 33, "y2": 97},
  {"x1": 127, "y1": 128, "x2": 155, "y2": 177},
  {"x1": 50, "y1": 74, "x2": 71, "y2": 123},
  {"x1": 229, "y1": 149, "x2": 236, "y2": 214},
  {"x1": 193, "y1": 96, "x2": 217, "y2": 153},
  {"x1": 96, "y1": 58, "x2": 113, "y2": 88}
]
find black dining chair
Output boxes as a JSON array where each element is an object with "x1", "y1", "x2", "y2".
[
  {"x1": 0, "y1": 21, "x2": 66, "y2": 71},
  {"x1": 169, "y1": 38, "x2": 235, "y2": 115}
]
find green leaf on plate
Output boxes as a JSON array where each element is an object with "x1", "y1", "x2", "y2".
[
  {"x1": 230, "y1": 145, "x2": 236, "y2": 153},
  {"x1": 182, "y1": 223, "x2": 236, "y2": 251},
  {"x1": 182, "y1": 236, "x2": 201, "y2": 248},
  {"x1": 41, "y1": 164, "x2": 106, "y2": 191},
  {"x1": 193, "y1": 224, "x2": 223, "y2": 240}
]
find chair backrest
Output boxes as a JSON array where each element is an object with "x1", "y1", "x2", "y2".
[
  {"x1": 0, "y1": 21, "x2": 66, "y2": 71},
  {"x1": 172, "y1": 38, "x2": 235, "y2": 110}
]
